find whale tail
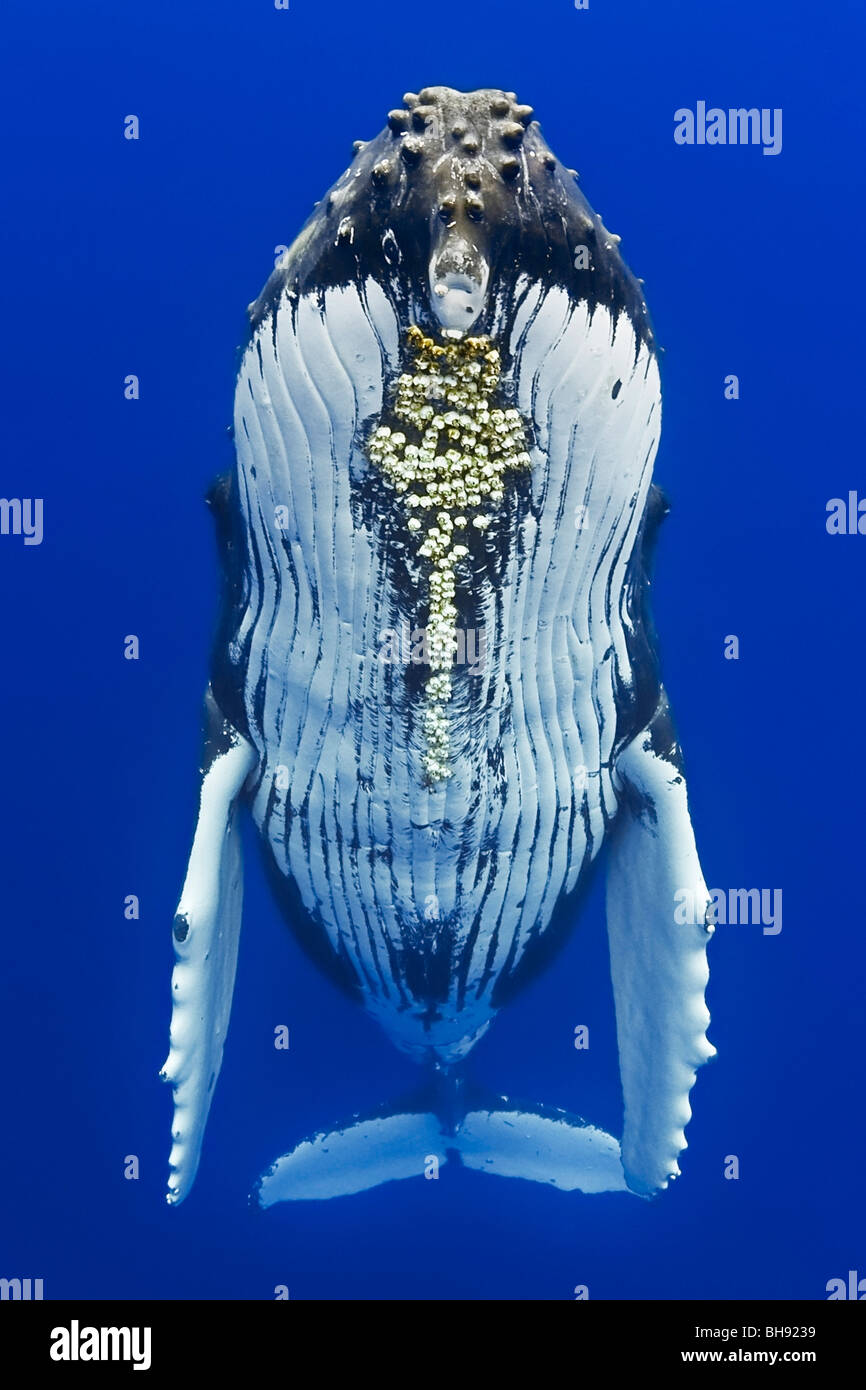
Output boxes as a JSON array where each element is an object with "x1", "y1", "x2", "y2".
[{"x1": 254, "y1": 1077, "x2": 629, "y2": 1206}]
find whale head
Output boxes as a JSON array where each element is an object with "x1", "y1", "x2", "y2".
[{"x1": 249, "y1": 85, "x2": 651, "y2": 351}]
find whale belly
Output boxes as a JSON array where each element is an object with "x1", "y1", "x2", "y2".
[{"x1": 228, "y1": 277, "x2": 659, "y2": 1059}]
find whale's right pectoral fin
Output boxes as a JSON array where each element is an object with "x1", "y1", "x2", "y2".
[
  {"x1": 607, "y1": 698, "x2": 715, "y2": 1197},
  {"x1": 161, "y1": 690, "x2": 257, "y2": 1205}
]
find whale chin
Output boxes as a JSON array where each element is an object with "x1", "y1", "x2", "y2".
[{"x1": 365, "y1": 995, "x2": 493, "y2": 1067}]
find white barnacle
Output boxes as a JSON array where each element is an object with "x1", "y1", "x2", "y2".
[{"x1": 365, "y1": 325, "x2": 532, "y2": 784}]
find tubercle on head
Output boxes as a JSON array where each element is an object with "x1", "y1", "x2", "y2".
[
  {"x1": 343, "y1": 89, "x2": 562, "y2": 250},
  {"x1": 246, "y1": 86, "x2": 655, "y2": 358},
  {"x1": 353, "y1": 85, "x2": 539, "y2": 194}
]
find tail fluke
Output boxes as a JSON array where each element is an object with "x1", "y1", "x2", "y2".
[
  {"x1": 455, "y1": 1108, "x2": 626, "y2": 1192},
  {"x1": 255, "y1": 1091, "x2": 628, "y2": 1205},
  {"x1": 256, "y1": 1113, "x2": 447, "y2": 1206}
]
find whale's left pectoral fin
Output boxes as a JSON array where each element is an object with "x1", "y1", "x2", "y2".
[
  {"x1": 607, "y1": 699, "x2": 715, "y2": 1197},
  {"x1": 161, "y1": 691, "x2": 257, "y2": 1205}
]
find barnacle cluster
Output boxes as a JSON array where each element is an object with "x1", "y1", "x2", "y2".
[{"x1": 367, "y1": 325, "x2": 531, "y2": 784}]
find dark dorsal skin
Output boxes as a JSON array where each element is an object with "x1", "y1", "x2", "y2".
[{"x1": 248, "y1": 86, "x2": 653, "y2": 355}]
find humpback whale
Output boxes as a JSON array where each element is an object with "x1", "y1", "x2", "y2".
[{"x1": 162, "y1": 86, "x2": 715, "y2": 1206}]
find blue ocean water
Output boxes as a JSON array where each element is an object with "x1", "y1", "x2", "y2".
[{"x1": 1, "y1": 0, "x2": 863, "y2": 1300}]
